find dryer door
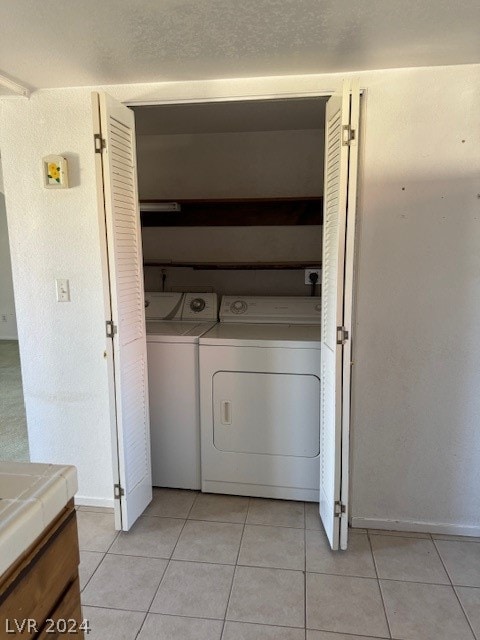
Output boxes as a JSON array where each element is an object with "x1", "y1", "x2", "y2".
[{"x1": 213, "y1": 371, "x2": 320, "y2": 457}]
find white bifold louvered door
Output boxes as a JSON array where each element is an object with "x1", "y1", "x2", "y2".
[
  {"x1": 93, "y1": 92, "x2": 152, "y2": 531},
  {"x1": 320, "y1": 80, "x2": 360, "y2": 550}
]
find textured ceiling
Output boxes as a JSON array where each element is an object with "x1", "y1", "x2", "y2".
[
  {"x1": 1, "y1": 0, "x2": 480, "y2": 90},
  {"x1": 133, "y1": 98, "x2": 328, "y2": 135}
]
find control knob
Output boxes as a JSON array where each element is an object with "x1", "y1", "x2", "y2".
[
  {"x1": 230, "y1": 300, "x2": 248, "y2": 314},
  {"x1": 190, "y1": 298, "x2": 206, "y2": 312}
]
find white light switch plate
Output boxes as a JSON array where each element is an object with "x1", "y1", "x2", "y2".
[{"x1": 56, "y1": 279, "x2": 70, "y2": 302}]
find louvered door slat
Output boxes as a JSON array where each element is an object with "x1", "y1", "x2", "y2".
[
  {"x1": 94, "y1": 91, "x2": 152, "y2": 532},
  {"x1": 319, "y1": 82, "x2": 359, "y2": 551}
]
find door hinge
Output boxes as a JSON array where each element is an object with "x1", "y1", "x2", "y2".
[
  {"x1": 336, "y1": 326, "x2": 349, "y2": 345},
  {"x1": 334, "y1": 500, "x2": 346, "y2": 517},
  {"x1": 94, "y1": 133, "x2": 106, "y2": 153},
  {"x1": 114, "y1": 483, "x2": 124, "y2": 500},
  {"x1": 342, "y1": 124, "x2": 355, "y2": 146},
  {"x1": 106, "y1": 320, "x2": 117, "y2": 338}
]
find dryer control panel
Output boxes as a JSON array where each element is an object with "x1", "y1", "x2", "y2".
[{"x1": 219, "y1": 296, "x2": 322, "y2": 324}]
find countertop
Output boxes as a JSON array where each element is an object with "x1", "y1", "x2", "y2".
[{"x1": 0, "y1": 462, "x2": 78, "y2": 578}]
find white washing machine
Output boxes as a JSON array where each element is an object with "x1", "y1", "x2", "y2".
[
  {"x1": 199, "y1": 296, "x2": 321, "y2": 502},
  {"x1": 145, "y1": 292, "x2": 218, "y2": 489}
]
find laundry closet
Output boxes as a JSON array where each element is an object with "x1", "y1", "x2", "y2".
[
  {"x1": 92, "y1": 86, "x2": 359, "y2": 548},
  {"x1": 132, "y1": 98, "x2": 325, "y2": 503}
]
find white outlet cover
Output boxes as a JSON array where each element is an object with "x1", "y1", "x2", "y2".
[{"x1": 305, "y1": 269, "x2": 321, "y2": 285}]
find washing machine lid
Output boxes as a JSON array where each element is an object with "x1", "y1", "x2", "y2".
[
  {"x1": 219, "y1": 296, "x2": 321, "y2": 324},
  {"x1": 145, "y1": 292, "x2": 184, "y2": 320},
  {"x1": 199, "y1": 322, "x2": 321, "y2": 348},
  {"x1": 147, "y1": 320, "x2": 217, "y2": 342}
]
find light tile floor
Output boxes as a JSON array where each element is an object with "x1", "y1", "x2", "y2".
[{"x1": 78, "y1": 489, "x2": 480, "y2": 640}]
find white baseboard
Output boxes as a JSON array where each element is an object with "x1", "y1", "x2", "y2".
[
  {"x1": 75, "y1": 495, "x2": 115, "y2": 509},
  {"x1": 351, "y1": 516, "x2": 480, "y2": 538}
]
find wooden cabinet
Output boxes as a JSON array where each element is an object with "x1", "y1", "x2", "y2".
[{"x1": 0, "y1": 500, "x2": 83, "y2": 639}]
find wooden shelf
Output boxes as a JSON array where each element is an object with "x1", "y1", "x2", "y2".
[
  {"x1": 144, "y1": 261, "x2": 321, "y2": 270},
  {"x1": 140, "y1": 197, "x2": 323, "y2": 227}
]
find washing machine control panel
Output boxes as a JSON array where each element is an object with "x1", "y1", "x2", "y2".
[
  {"x1": 144, "y1": 292, "x2": 184, "y2": 320},
  {"x1": 182, "y1": 293, "x2": 218, "y2": 320},
  {"x1": 220, "y1": 296, "x2": 322, "y2": 324},
  {"x1": 230, "y1": 300, "x2": 248, "y2": 314}
]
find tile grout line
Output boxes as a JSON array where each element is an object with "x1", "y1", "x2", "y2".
[
  {"x1": 224, "y1": 619, "x2": 305, "y2": 632},
  {"x1": 303, "y1": 501, "x2": 307, "y2": 634},
  {"x1": 79, "y1": 511, "x2": 121, "y2": 595},
  {"x1": 106, "y1": 528, "x2": 121, "y2": 552},
  {"x1": 127, "y1": 610, "x2": 147, "y2": 640},
  {"x1": 220, "y1": 497, "x2": 250, "y2": 638},
  {"x1": 81, "y1": 522, "x2": 473, "y2": 586},
  {"x1": 82, "y1": 605, "x2": 307, "y2": 630},
  {"x1": 187, "y1": 490, "x2": 202, "y2": 516},
  {"x1": 305, "y1": 572, "x2": 468, "y2": 587},
  {"x1": 367, "y1": 530, "x2": 393, "y2": 639},
  {"x1": 430, "y1": 536, "x2": 454, "y2": 586},
  {"x1": 133, "y1": 493, "x2": 198, "y2": 638},
  {"x1": 367, "y1": 530, "x2": 433, "y2": 540},
  {"x1": 135, "y1": 495, "x2": 198, "y2": 638},
  {"x1": 86, "y1": 512, "x2": 310, "y2": 529},
  {"x1": 84, "y1": 549, "x2": 475, "y2": 588},
  {"x1": 369, "y1": 529, "x2": 480, "y2": 543},
  {"x1": 79, "y1": 550, "x2": 107, "y2": 594},
  {"x1": 452, "y1": 585, "x2": 480, "y2": 640},
  {"x1": 143, "y1": 511, "x2": 311, "y2": 529},
  {"x1": 105, "y1": 521, "x2": 159, "y2": 640},
  {"x1": 82, "y1": 603, "x2": 223, "y2": 619},
  {"x1": 304, "y1": 517, "x2": 307, "y2": 635},
  {"x1": 431, "y1": 537, "x2": 478, "y2": 640},
  {"x1": 80, "y1": 603, "x2": 146, "y2": 612}
]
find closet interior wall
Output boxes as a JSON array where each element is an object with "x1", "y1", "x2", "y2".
[{"x1": 134, "y1": 99, "x2": 326, "y2": 296}]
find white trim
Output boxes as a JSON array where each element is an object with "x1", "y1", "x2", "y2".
[
  {"x1": 74, "y1": 495, "x2": 115, "y2": 509},
  {"x1": 0, "y1": 335, "x2": 19, "y2": 340},
  {"x1": 0, "y1": 74, "x2": 30, "y2": 98},
  {"x1": 351, "y1": 517, "x2": 480, "y2": 538},
  {"x1": 125, "y1": 89, "x2": 365, "y2": 108},
  {"x1": 125, "y1": 90, "x2": 335, "y2": 107}
]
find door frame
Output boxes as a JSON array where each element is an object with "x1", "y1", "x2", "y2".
[{"x1": 102, "y1": 88, "x2": 364, "y2": 529}]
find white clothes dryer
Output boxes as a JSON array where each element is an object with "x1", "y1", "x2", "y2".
[
  {"x1": 199, "y1": 296, "x2": 321, "y2": 501},
  {"x1": 145, "y1": 292, "x2": 218, "y2": 489}
]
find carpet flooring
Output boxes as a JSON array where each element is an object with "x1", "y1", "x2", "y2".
[{"x1": 0, "y1": 340, "x2": 29, "y2": 461}]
